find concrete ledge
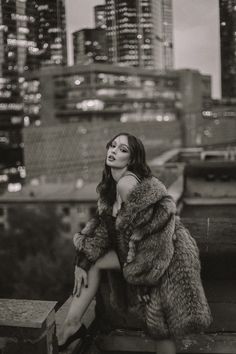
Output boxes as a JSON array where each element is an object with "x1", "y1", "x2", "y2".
[
  {"x1": 168, "y1": 175, "x2": 184, "y2": 203},
  {"x1": 183, "y1": 197, "x2": 236, "y2": 205},
  {"x1": 0, "y1": 299, "x2": 57, "y2": 354},
  {"x1": 0, "y1": 299, "x2": 56, "y2": 329},
  {"x1": 149, "y1": 148, "x2": 181, "y2": 166},
  {"x1": 96, "y1": 330, "x2": 236, "y2": 353}
]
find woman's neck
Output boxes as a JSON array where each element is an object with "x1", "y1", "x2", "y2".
[{"x1": 111, "y1": 167, "x2": 128, "y2": 183}]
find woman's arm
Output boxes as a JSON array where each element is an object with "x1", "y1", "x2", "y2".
[{"x1": 73, "y1": 214, "x2": 111, "y2": 266}]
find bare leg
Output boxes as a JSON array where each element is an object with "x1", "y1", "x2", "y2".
[
  {"x1": 58, "y1": 250, "x2": 120, "y2": 345},
  {"x1": 156, "y1": 339, "x2": 176, "y2": 354}
]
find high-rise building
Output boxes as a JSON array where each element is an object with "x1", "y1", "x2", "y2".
[
  {"x1": 94, "y1": 4, "x2": 106, "y2": 29},
  {"x1": 35, "y1": 0, "x2": 67, "y2": 67},
  {"x1": 73, "y1": 29, "x2": 108, "y2": 65},
  {"x1": 0, "y1": 0, "x2": 67, "y2": 185},
  {"x1": 0, "y1": 0, "x2": 38, "y2": 127},
  {"x1": 105, "y1": 0, "x2": 173, "y2": 70},
  {"x1": 0, "y1": 0, "x2": 39, "y2": 179},
  {"x1": 162, "y1": 0, "x2": 174, "y2": 69},
  {"x1": 219, "y1": 0, "x2": 236, "y2": 98},
  {"x1": 0, "y1": 0, "x2": 67, "y2": 129}
]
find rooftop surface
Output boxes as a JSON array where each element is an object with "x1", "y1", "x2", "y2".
[{"x1": 0, "y1": 181, "x2": 98, "y2": 203}]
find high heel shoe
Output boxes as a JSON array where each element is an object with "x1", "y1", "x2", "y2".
[{"x1": 58, "y1": 324, "x2": 87, "y2": 352}]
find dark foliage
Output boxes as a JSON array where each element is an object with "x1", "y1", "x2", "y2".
[{"x1": 0, "y1": 204, "x2": 74, "y2": 302}]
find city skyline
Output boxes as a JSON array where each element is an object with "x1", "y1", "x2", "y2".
[
  {"x1": 219, "y1": 0, "x2": 236, "y2": 98},
  {"x1": 65, "y1": 0, "x2": 221, "y2": 98}
]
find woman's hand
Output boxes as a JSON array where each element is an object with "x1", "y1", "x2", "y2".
[
  {"x1": 72, "y1": 266, "x2": 88, "y2": 297},
  {"x1": 137, "y1": 286, "x2": 150, "y2": 304}
]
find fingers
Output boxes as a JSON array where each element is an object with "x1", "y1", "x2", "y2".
[
  {"x1": 137, "y1": 293, "x2": 150, "y2": 303},
  {"x1": 83, "y1": 272, "x2": 88, "y2": 288},
  {"x1": 73, "y1": 269, "x2": 88, "y2": 297},
  {"x1": 72, "y1": 278, "x2": 77, "y2": 296},
  {"x1": 143, "y1": 294, "x2": 150, "y2": 303},
  {"x1": 75, "y1": 277, "x2": 82, "y2": 297},
  {"x1": 72, "y1": 284, "x2": 76, "y2": 296}
]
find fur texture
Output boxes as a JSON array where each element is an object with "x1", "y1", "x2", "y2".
[{"x1": 74, "y1": 177, "x2": 212, "y2": 338}]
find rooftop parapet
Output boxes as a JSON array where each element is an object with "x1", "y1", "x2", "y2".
[{"x1": 0, "y1": 299, "x2": 57, "y2": 354}]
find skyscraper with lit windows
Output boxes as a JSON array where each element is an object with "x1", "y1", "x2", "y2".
[
  {"x1": 219, "y1": 0, "x2": 236, "y2": 98},
  {"x1": 162, "y1": 0, "x2": 174, "y2": 69},
  {"x1": 0, "y1": 0, "x2": 38, "y2": 126},
  {"x1": 0, "y1": 0, "x2": 39, "y2": 170},
  {"x1": 36, "y1": 0, "x2": 67, "y2": 66},
  {"x1": 0, "y1": 0, "x2": 67, "y2": 184},
  {"x1": 73, "y1": 28, "x2": 108, "y2": 64},
  {"x1": 94, "y1": 4, "x2": 106, "y2": 29},
  {"x1": 0, "y1": 0, "x2": 67, "y2": 129},
  {"x1": 105, "y1": 0, "x2": 173, "y2": 70}
]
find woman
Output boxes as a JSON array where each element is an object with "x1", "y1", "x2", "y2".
[{"x1": 58, "y1": 133, "x2": 212, "y2": 353}]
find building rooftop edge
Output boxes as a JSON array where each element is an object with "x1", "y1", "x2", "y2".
[{"x1": 23, "y1": 63, "x2": 207, "y2": 79}]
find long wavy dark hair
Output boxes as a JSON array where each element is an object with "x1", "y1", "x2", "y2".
[{"x1": 97, "y1": 132, "x2": 152, "y2": 206}]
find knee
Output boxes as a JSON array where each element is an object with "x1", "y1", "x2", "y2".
[{"x1": 93, "y1": 258, "x2": 103, "y2": 271}]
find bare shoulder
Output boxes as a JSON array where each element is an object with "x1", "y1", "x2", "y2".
[{"x1": 117, "y1": 175, "x2": 139, "y2": 202}]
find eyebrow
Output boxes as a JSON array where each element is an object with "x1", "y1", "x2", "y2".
[
  {"x1": 112, "y1": 141, "x2": 129, "y2": 148},
  {"x1": 117, "y1": 143, "x2": 129, "y2": 149}
]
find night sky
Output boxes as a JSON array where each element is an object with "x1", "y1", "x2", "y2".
[{"x1": 65, "y1": 0, "x2": 221, "y2": 98}]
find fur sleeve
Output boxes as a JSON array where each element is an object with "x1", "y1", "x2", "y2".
[
  {"x1": 73, "y1": 215, "x2": 111, "y2": 264},
  {"x1": 123, "y1": 199, "x2": 176, "y2": 286}
]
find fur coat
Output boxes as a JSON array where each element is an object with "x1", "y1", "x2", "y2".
[{"x1": 74, "y1": 177, "x2": 212, "y2": 338}]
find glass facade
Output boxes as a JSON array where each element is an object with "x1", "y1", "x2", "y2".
[
  {"x1": 105, "y1": 0, "x2": 173, "y2": 70},
  {"x1": 73, "y1": 28, "x2": 108, "y2": 65},
  {"x1": 35, "y1": 0, "x2": 67, "y2": 66},
  {"x1": 94, "y1": 4, "x2": 106, "y2": 29},
  {"x1": 0, "y1": 0, "x2": 67, "y2": 184},
  {"x1": 162, "y1": 0, "x2": 174, "y2": 69},
  {"x1": 220, "y1": 0, "x2": 236, "y2": 98},
  {"x1": 43, "y1": 66, "x2": 180, "y2": 122},
  {"x1": 0, "y1": 0, "x2": 38, "y2": 181}
]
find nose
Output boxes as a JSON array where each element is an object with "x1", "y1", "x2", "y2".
[{"x1": 111, "y1": 146, "x2": 117, "y2": 154}]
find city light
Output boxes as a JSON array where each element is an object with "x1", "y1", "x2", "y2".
[
  {"x1": 0, "y1": 174, "x2": 8, "y2": 182},
  {"x1": 8, "y1": 183, "x2": 22, "y2": 193},
  {"x1": 24, "y1": 116, "x2": 30, "y2": 127},
  {"x1": 76, "y1": 179, "x2": 84, "y2": 189},
  {"x1": 0, "y1": 103, "x2": 23, "y2": 111},
  {"x1": 76, "y1": 99, "x2": 104, "y2": 111},
  {"x1": 18, "y1": 166, "x2": 26, "y2": 178}
]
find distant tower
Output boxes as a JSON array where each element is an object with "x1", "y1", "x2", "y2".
[
  {"x1": 0, "y1": 0, "x2": 67, "y2": 127},
  {"x1": 94, "y1": 4, "x2": 106, "y2": 29},
  {"x1": 0, "y1": 0, "x2": 39, "y2": 128},
  {"x1": 0, "y1": 0, "x2": 67, "y2": 175},
  {"x1": 219, "y1": 0, "x2": 236, "y2": 98},
  {"x1": 105, "y1": 0, "x2": 174, "y2": 70},
  {"x1": 73, "y1": 29, "x2": 108, "y2": 64},
  {"x1": 35, "y1": 0, "x2": 67, "y2": 66},
  {"x1": 162, "y1": 0, "x2": 174, "y2": 69}
]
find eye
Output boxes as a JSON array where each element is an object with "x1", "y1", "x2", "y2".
[{"x1": 120, "y1": 147, "x2": 128, "y2": 153}]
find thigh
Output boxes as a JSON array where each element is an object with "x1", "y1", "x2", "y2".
[{"x1": 96, "y1": 250, "x2": 121, "y2": 270}]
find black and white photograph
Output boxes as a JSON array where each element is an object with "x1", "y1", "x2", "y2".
[{"x1": 0, "y1": 0, "x2": 236, "y2": 353}]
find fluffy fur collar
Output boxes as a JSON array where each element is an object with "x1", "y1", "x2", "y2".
[{"x1": 97, "y1": 176, "x2": 176, "y2": 232}]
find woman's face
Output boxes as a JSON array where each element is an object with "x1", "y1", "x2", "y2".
[{"x1": 106, "y1": 135, "x2": 131, "y2": 169}]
